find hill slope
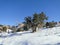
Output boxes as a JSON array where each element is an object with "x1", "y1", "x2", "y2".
[{"x1": 0, "y1": 27, "x2": 60, "y2": 45}]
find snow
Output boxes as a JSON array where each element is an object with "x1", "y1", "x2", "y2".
[
  {"x1": 6, "y1": 29, "x2": 13, "y2": 33},
  {"x1": 0, "y1": 27, "x2": 60, "y2": 45}
]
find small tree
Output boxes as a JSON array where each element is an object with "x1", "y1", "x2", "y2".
[{"x1": 46, "y1": 22, "x2": 49, "y2": 28}]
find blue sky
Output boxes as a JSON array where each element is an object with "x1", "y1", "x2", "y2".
[{"x1": 0, "y1": 0, "x2": 60, "y2": 25}]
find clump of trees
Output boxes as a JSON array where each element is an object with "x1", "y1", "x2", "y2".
[{"x1": 23, "y1": 12, "x2": 48, "y2": 32}]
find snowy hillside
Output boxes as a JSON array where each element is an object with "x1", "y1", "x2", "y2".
[{"x1": 0, "y1": 27, "x2": 60, "y2": 45}]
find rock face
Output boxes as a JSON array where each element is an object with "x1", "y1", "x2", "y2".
[{"x1": 17, "y1": 23, "x2": 25, "y2": 28}]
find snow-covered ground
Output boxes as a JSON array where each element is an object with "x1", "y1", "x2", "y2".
[{"x1": 0, "y1": 27, "x2": 60, "y2": 45}]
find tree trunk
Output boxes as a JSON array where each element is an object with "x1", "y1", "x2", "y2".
[{"x1": 32, "y1": 26, "x2": 36, "y2": 32}]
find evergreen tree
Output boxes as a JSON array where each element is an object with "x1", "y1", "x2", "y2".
[
  {"x1": 24, "y1": 16, "x2": 32, "y2": 30},
  {"x1": 32, "y1": 13, "x2": 39, "y2": 32}
]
